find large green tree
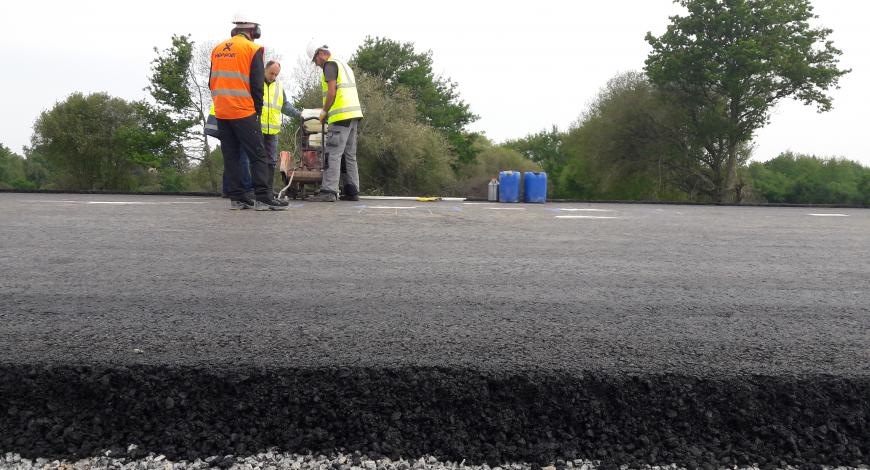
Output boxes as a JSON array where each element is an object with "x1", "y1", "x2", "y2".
[
  {"x1": 558, "y1": 72, "x2": 697, "y2": 201},
  {"x1": 351, "y1": 37, "x2": 479, "y2": 165},
  {"x1": 147, "y1": 34, "x2": 216, "y2": 189},
  {"x1": 645, "y1": 0, "x2": 849, "y2": 202},
  {"x1": 31, "y1": 93, "x2": 149, "y2": 190}
]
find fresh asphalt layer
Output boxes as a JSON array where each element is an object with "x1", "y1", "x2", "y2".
[{"x1": 0, "y1": 193, "x2": 868, "y2": 466}]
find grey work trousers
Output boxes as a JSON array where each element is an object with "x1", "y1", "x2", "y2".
[
  {"x1": 321, "y1": 119, "x2": 360, "y2": 195},
  {"x1": 263, "y1": 133, "x2": 278, "y2": 192}
]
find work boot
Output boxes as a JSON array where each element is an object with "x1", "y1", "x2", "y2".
[
  {"x1": 230, "y1": 196, "x2": 255, "y2": 210},
  {"x1": 306, "y1": 190, "x2": 337, "y2": 202},
  {"x1": 254, "y1": 197, "x2": 289, "y2": 211},
  {"x1": 340, "y1": 184, "x2": 360, "y2": 201}
]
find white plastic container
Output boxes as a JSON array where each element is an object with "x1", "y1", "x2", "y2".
[
  {"x1": 308, "y1": 133, "x2": 323, "y2": 148},
  {"x1": 301, "y1": 109, "x2": 325, "y2": 133}
]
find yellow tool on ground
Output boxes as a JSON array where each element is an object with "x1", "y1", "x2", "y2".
[{"x1": 415, "y1": 197, "x2": 442, "y2": 202}]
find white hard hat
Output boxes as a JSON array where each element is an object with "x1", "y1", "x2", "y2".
[
  {"x1": 306, "y1": 39, "x2": 329, "y2": 61},
  {"x1": 232, "y1": 13, "x2": 258, "y2": 25}
]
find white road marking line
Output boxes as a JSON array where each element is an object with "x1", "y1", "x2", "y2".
[
  {"x1": 808, "y1": 213, "x2": 849, "y2": 217},
  {"x1": 556, "y1": 215, "x2": 619, "y2": 219},
  {"x1": 555, "y1": 208, "x2": 613, "y2": 212},
  {"x1": 361, "y1": 196, "x2": 465, "y2": 201},
  {"x1": 485, "y1": 207, "x2": 526, "y2": 210},
  {"x1": 367, "y1": 206, "x2": 418, "y2": 209},
  {"x1": 86, "y1": 201, "x2": 208, "y2": 205},
  {"x1": 31, "y1": 200, "x2": 206, "y2": 205}
]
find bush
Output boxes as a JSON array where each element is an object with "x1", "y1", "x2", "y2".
[
  {"x1": 747, "y1": 152, "x2": 869, "y2": 205},
  {"x1": 453, "y1": 142, "x2": 540, "y2": 198}
]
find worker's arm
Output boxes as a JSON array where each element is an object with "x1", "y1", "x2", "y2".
[
  {"x1": 249, "y1": 48, "x2": 265, "y2": 117},
  {"x1": 323, "y1": 81, "x2": 337, "y2": 113},
  {"x1": 320, "y1": 61, "x2": 339, "y2": 121},
  {"x1": 280, "y1": 91, "x2": 301, "y2": 119}
]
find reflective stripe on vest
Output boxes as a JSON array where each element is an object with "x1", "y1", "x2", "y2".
[
  {"x1": 209, "y1": 35, "x2": 262, "y2": 120},
  {"x1": 204, "y1": 104, "x2": 220, "y2": 137},
  {"x1": 261, "y1": 80, "x2": 284, "y2": 135},
  {"x1": 321, "y1": 57, "x2": 363, "y2": 124}
]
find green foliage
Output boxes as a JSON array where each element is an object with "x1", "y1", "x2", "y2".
[
  {"x1": 503, "y1": 127, "x2": 568, "y2": 195},
  {"x1": 295, "y1": 74, "x2": 457, "y2": 196},
  {"x1": 558, "y1": 72, "x2": 693, "y2": 201},
  {"x1": 145, "y1": 34, "x2": 198, "y2": 169},
  {"x1": 354, "y1": 75, "x2": 456, "y2": 195},
  {"x1": 187, "y1": 147, "x2": 224, "y2": 192},
  {"x1": 20, "y1": 147, "x2": 52, "y2": 189},
  {"x1": 453, "y1": 141, "x2": 541, "y2": 199},
  {"x1": 351, "y1": 37, "x2": 479, "y2": 165},
  {"x1": 0, "y1": 143, "x2": 27, "y2": 189},
  {"x1": 31, "y1": 93, "x2": 150, "y2": 190},
  {"x1": 645, "y1": 0, "x2": 850, "y2": 201},
  {"x1": 747, "y1": 152, "x2": 869, "y2": 205},
  {"x1": 115, "y1": 102, "x2": 180, "y2": 169},
  {"x1": 147, "y1": 34, "x2": 195, "y2": 114},
  {"x1": 158, "y1": 167, "x2": 189, "y2": 192}
]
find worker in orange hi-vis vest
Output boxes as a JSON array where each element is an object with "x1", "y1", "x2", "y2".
[{"x1": 209, "y1": 14, "x2": 288, "y2": 211}]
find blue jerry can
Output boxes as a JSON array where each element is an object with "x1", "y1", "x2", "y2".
[
  {"x1": 523, "y1": 172, "x2": 547, "y2": 203},
  {"x1": 498, "y1": 171, "x2": 521, "y2": 203}
]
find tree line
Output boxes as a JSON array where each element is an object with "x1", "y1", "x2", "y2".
[{"x1": 2, "y1": 0, "x2": 866, "y2": 205}]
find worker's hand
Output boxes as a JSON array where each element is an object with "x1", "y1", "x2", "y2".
[{"x1": 318, "y1": 110, "x2": 327, "y2": 122}]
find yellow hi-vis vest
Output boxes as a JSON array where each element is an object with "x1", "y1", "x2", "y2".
[
  {"x1": 321, "y1": 57, "x2": 363, "y2": 124},
  {"x1": 262, "y1": 80, "x2": 284, "y2": 135}
]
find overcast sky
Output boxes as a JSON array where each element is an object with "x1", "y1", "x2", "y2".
[{"x1": 2, "y1": 0, "x2": 867, "y2": 165}]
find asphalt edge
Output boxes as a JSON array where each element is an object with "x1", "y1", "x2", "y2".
[{"x1": 1, "y1": 364, "x2": 867, "y2": 467}]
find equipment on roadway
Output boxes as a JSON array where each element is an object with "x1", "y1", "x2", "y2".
[{"x1": 277, "y1": 109, "x2": 327, "y2": 200}]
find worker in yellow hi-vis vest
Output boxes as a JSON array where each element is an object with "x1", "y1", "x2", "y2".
[
  {"x1": 304, "y1": 40, "x2": 363, "y2": 202},
  {"x1": 262, "y1": 60, "x2": 301, "y2": 193}
]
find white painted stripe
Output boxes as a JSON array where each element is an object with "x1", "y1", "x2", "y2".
[
  {"x1": 556, "y1": 215, "x2": 618, "y2": 219},
  {"x1": 485, "y1": 207, "x2": 526, "y2": 210},
  {"x1": 87, "y1": 201, "x2": 208, "y2": 205},
  {"x1": 360, "y1": 196, "x2": 465, "y2": 202},
  {"x1": 367, "y1": 206, "x2": 418, "y2": 209},
  {"x1": 556, "y1": 208, "x2": 613, "y2": 212},
  {"x1": 808, "y1": 213, "x2": 849, "y2": 217}
]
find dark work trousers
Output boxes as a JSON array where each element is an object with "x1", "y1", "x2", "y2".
[{"x1": 217, "y1": 114, "x2": 271, "y2": 200}]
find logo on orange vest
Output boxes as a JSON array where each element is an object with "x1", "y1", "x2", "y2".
[{"x1": 223, "y1": 43, "x2": 233, "y2": 51}]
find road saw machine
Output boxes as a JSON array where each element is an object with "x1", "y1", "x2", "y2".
[{"x1": 277, "y1": 109, "x2": 326, "y2": 200}]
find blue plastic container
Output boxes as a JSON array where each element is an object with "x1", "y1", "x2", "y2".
[
  {"x1": 498, "y1": 171, "x2": 521, "y2": 203},
  {"x1": 523, "y1": 172, "x2": 548, "y2": 203}
]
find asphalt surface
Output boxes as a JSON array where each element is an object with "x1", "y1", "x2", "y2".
[{"x1": 1, "y1": 193, "x2": 868, "y2": 466}]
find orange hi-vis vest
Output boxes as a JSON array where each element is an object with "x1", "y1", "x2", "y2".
[{"x1": 209, "y1": 35, "x2": 263, "y2": 120}]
